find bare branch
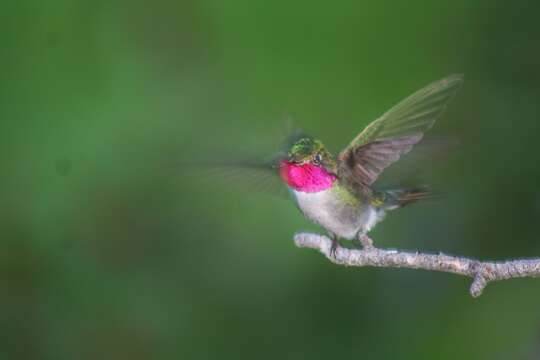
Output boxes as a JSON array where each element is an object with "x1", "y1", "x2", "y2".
[{"x1": 294, "y1": 232, "x2": 540, "y2": 297}]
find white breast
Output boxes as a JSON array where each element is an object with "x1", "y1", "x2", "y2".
[{"x1": 291, "y1": 188, "x2": 363, "y2": 240}]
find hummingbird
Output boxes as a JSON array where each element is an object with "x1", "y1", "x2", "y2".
[
  {"x1": 276, "y1": 74, "x2": 463, "y2": 255},
  {"x1": 189, "y1": 74, "x2": 463, "y2": 256}
]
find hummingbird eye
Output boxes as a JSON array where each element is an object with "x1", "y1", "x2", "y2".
[{"x1": 313, "y1": 153, "x2": 322, "y2": 165}]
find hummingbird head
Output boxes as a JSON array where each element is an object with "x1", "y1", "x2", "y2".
[
  {"x1": 279, "y1": 137, "x2": 337, "y2": 193},
  {"x1": 287, "y1": 137, "x2": 332, "y2": 167}
]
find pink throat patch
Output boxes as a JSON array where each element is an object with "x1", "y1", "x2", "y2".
[{"x1": 279, "y1": 160, "x2": 337, "y2": 193}]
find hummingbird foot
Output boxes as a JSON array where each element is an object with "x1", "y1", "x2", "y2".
[{"x1": 330, "y1": 236, "x2": 340, "y2": 258}]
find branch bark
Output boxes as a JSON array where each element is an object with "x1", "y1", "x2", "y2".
[{"x1": 294, "y1": 232, "x2": 540, "y2": 297}]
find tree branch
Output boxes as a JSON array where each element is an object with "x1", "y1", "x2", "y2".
[{"x1": 294, "y1": 232, "x2": 540, "y2": 297}]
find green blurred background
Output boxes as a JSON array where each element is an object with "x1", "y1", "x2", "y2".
[{"x1": 2, "y1": 1, "x2": 540, "y2": 359}]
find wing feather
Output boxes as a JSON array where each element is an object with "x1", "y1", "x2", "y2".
[{"x1": 338, "y1": 74, "x2": 463, "y2": 189}]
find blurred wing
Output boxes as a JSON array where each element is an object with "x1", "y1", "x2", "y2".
[
  {"x1": 374, "y1": 136, "x2": 461, "y2": 185},
  {"x1": 338, "y1": 74, "x2": 463, "y2": 189},
  {"x1": 183, "y1": 152, "x2": 289, "y2": 198}
]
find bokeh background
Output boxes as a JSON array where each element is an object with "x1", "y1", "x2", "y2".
[{"x1": 2, "y1": 1, "x2": 540, "y2": 359}]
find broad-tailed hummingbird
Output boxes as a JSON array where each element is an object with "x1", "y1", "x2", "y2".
[
  {"x1": 277, "y1": 75, "x2": 463, "y2": 255},
  {"x1": 197, "y1": 74, "x2": 463, "y2": 256}
]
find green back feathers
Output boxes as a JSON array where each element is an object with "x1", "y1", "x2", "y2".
[{"x1": 330, "y1": 184, "x2": 360, "y2": 206}]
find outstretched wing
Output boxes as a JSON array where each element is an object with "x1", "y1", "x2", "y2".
[
  {"x1": 180, "y1": 127, "x2": 310, "y2": 199},
  {"x1": 338, "y1": 74, "x2": 463, "y2": 190}
]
